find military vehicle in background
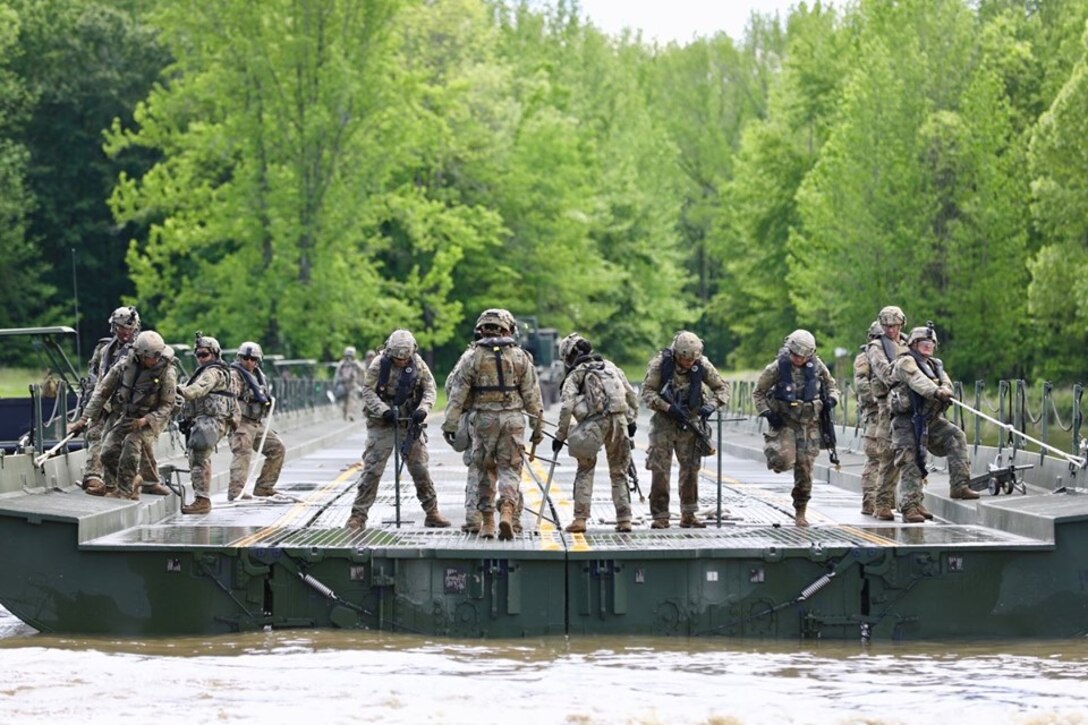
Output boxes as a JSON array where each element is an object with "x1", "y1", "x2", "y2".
[{"x1": 515, "y1": 316, "x2": 562, "y2": 406}]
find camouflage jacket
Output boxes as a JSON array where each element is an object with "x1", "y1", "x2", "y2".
[
  {"x1": 865, "y1": 334, "x2": 908, "y2": 401},
  {"x1": 640, "y1": 351, "x2": 730, "y2": 416},
  {"x1": 178, "y1": 361, "x2": 234, "y2": 421},
  {"x1": 890, "y1": 352, "x2": 954, "y2": 421},
  {"x1": 82, "y1": 349, "x2": 177, "y2": 432},
  {"x1": 557, "y1": 356, "x2": 638, "y2": 439},
  {"x1": 752, "y1": 354, "x2": 839, "y2": 424},
  {"x1": 361, "y1": 352, "x2": 436, "y2": 423},
  {"x1": 443, "y1": 338, "x2": 543, "y2": 431}
]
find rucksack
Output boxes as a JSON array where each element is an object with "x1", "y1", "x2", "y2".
[{"x1": 581, "y1": 362, "x2": 628, "y2": 416}]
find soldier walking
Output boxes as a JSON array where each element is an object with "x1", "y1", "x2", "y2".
[
  {"x1": 176, "y1": 334, "x2": 234, "y2": 514},
  {"x1": 227, "y1": 341, "x2": 284, "y2": 500},
  {"x1": 345, "y1": 330, "x2": 450, "y2": 530},
  {"x1": 867, "y1": 306, "x2": 909, "y2": 521},
  {"x1": 334, "y1": 346, "x2": 368, "y2": 420},
  {"x1": 68, "y1": 331, "x2": 177, "y2": 500},
  {"x1": 888, "y1": 324, "x2": 979, "y2": 523},
  {"x1": 855, "y1": 320, "x2": 884, "y2": 515},
  {"x1": 552, "y1": 333, "x2": 638, "y2": 533},
  {"x1": 442, "y1": 309, "x2": 544, "y2": 541},
  {"x1": 752, "y1": 330, "x2": 839, "y2": 527},
  {"x1": 641, "y1": 331, "x2": 730, "y2": 529}
]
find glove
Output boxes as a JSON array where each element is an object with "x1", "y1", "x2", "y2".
[
  {"x1": 530, "y1": 428, "x2": 544, "y2": 445},
  {"x1": 551, "y1": 437, "x2": 564, "y2": 454},
  {"x1": 381, "y1": 409, "x2": 396, "y2": 423},
  {"x1": 698, "y1": 404, "x2": 715, "y2": 421},
  {"x1": 627, "y1": 422, "x2": 637, "y2": 438},
  {"x1": 667, "y1": 403, "x2": 688, "y2": 425},
  {"x1": 826, "y1": 397, "x2": 837, "y2": 409},
  {"x1": 443, "y1": 430, "x2": 457, "y2": 446},
  {"x1": 411, "y1": 409, "x2": 427, "y2": 424},
  {"x1": 760, "y1": 409, "x2": 784, "y2": 430},
  {"x1": 935, "y1": 388, "x2": 953, "y2": 403}
]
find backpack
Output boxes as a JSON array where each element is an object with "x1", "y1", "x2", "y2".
[{"x1": 581, "y1": 362, "x2": 628, "y2": 416}]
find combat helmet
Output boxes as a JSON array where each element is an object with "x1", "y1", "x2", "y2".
[
  {"x1": 237, "y1": 341, "x2": 264, "y2": 361},
  {"x1": 109, "y1": 306, "x2": 140, "y2": 332},
  {"x1": 671, "y1": 331, "x2": 703, "y2": 361},
  {"x1": 559, "y1": 332, "x2": 592, "y2": 365},
  {"x1": 343, "y1": 346, "x2": 356, "y2": 358},
  {"x1": 475, "y1": 308, "x2": 514, "y2": 336},
  {"x1": 194, "y1": 331, "x2": 221, "y2": 358},
  {"x1": 867, "y1": 320, "x2": 883, "y2": 339},
  {"x1": 385, "y1": 329, "x2": 418, "y2": 360},
  {"x1": 878, "y1": 305, "x2": 906, "y2": 327},
  {"x1": 785, "y1": 329, "x2": 817, "y2": 358},
  {"x1": 133, "y1": 330, "x2": 165, "y2": 358},
  {"x1": 906, "y1": 323, "x2": 938, "y2": 347}
]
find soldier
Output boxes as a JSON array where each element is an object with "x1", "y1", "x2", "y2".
[
  {"x1": 641, "y1": 331, "x2": 730, "y2": 529},
  {"x1": 855, "y1": 320, "x2": 884, "y2": 515},
  {"x1": 68, "y1": 331, "x2": 177, "y2": 500},
  {"x1": 752, "y1": 330, "x2": 839, "y2": 527},
  {"x1": 867, "y1": 306, "x2": 909, "y2": 521},
  {"x1": 553, "y1": 333, "x2": 638, "y2": 533},
  {"x1": 442, "y1": 309, "x2": 544, "y2": 541},
  {"x1": 78, "y1": 306, "x2": 165, "y2": 496},
  {"x1": 345, "y1": 330, "x2": 450, "y2": 530},
  {"x1": 334, "y1": 346, "x2": 368, "y2": 420},
  {"x1": 176, "y1": 334, "x2": 234, "y2": 514},
  {"x1": 227, "y1": 341, "x2": 285, "y2": 501},
  {"x1": 888, "y1": 324, "x2": 979, "y2": 523},
  {"x1": 363, "y1": 349, "x2": 377, "y2": 371}
]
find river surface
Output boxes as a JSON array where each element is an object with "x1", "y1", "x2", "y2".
[{"x1": 1, "y1": 606, "x2": 1085, "y2": 724}]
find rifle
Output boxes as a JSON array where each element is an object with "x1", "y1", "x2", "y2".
[
  {"x1": 661, "y1": 381, "x2": 715, "y2": 456},
  {"x1": 817, "y1": 385, "x2": 841, "y2": 469},
  {"x1": 909, "y1": 391, "x2": 928, "y2": 479},
  {"x1": 397, "y1": 410, "x2": 424, "y2": 477},
  {"x1": 626, "y1": 438, "x2": 646, "y2": 503}
]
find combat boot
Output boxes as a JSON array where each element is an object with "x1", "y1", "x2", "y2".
[
  {"x1": 105, "y1": 488, "x2": 132, "y2": 501},
  {"x1": 142, "y1": 480, "x2": 172, "y2": 496},
  {"x1": 461, "y1": 519, "x2": 481, "y2": 534},
  {"x1": 564, "y1": 518, "x2": 587, "y2": 534},
  {"x1": 901, "y1": 507, "x2": 926, "y2": 524},
  {"x1": 650, "y1": 518, "x2": 670, "y2": 529},
  {"x1": 874, "y1": 507, "x2": 895, "y2": 521},
  {"x1": 950, "y1": 487, "x2": 980, "y2": 500},
  {"x1": 253, "y1": 485, "x2": 279, "y2": 498},
  {"x1": 83, "y1": 478, "x2": 107, "y2": 496},
  {"x1": 679, "y1": 513, "x2": 706, "y2": 529},
  {"x1": 498, "y1": 502, "x2": 515, "y2": 541},
  {"x1": 181, "y1": 497, "x2": 211, "y2": 515},
  {"x1": 479, "y1": 511, "x2": 496, "y2": 539},
  {"x1": 424, "y1": 506, "x2": 451, "y2": 528},
  {"x1": 615, "y1": 520, "x2": 633, "y2": 533},
  {"x1": 916, "y1": 504, "x2": 934, "y2": 520},
  {"x1": 860, "y1": 502, "x2": 874, "y2": 516},
  {"x1": 794, "y1": 504, "x2": 809, "y2": 528},
  {"x1": 345, "y1": 513, "x2": 366, "y2": 531}
]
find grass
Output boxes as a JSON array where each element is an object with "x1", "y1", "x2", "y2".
[{"x1": 0, "y1": 368, "x2": 52, "y2": 398}]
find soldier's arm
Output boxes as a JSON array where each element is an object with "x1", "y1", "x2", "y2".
[
  {"x1": 853, "y1": 353, "x2": 872, "y2": 403},
  {"x1": 701, "y1": 359, "x2": 731, "y2": 409},
  {"x1": 751, "y1": 363, "x2": 779, "y2": 415},
  {"x1": 519, "y1": 354, "x2": 544, "y2": 419},
  {"x1": 417, "y1": 359, "x2": 437, "y2": 414},
  {"x1": 81, "y1": 363, "x2": 122, "y2": 423},
  {"x1": 359, "y1": 359, "x2": 384, "y2": 416},
  {"x1": 555, "y1": 368, "x2": 584, "y2": 439},
  {"x1": 639, "y1": 354, "x2": 667, "y2": 412},
  {"x1": 816, "y1": 358, "x2": 839, "y2": 402},
  {"x1": 895, "y1": 356, "x2": 941, "y2": 399},
  {"x1": 620, "y1": 368, "x2": 639, "y2": 423},
  {"x1": 229, "y1": 368, "x2": 244, "y2": 398},
  {"x1": 866, "y1": 342, "x2": 895, "y2": 387},
  {"x1": 442, "y1": 355, "x2": 474, "y2": 431},
  {"x1": 178, "y1": 367, "x2": 224, "y2": 400},
  {"x1": 145, "y1": 366, "x2": 178, "y2": 432}
]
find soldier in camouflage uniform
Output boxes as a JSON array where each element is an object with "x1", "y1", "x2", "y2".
[
  {"x1": 78, "y1": 307, "x2": 165, "y2": 496},
  {"x1": 363, "y1": 349, "x2": 376, "y2": 371},
  {"x1": 176, "y1": 334, "x2": 234, "y2": 514},
  {"x1": 443, "y1": 309, "x2": 544, "y2": 541},
  {"x1": 553, "y1": 333, "x2": 639, "y2": 533},
  {"x1": 69, "y1": 331, "x2": 177, "y2": 500},
  {"x1": 752, "y1": 330, "x2": 839, "y2": 527},
  {"x1": 855, "y1": 320, "x2": 884, "y2": 515},
  {"x1": 345, "y1": 330, "x2": 450, "y2": 530},
  {"x1": 867, "y1": 306, "x2": 909, "y2": 521},
  {"x1": 227, "y1": 341, "x2": 285, "y2": 501},
  {"x1": 641, "y1": 331, "x2": 730, "y2": 529},
  {"x1": 334, "y1": 346, "x2": 368, "y2": 421},
  {"x1": 889, "y1": 325, "x2": 979, "y2": 523}
]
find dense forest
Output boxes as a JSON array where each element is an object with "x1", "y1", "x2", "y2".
[{"x1": 3, "y1": 0, "x2": 1088, "y2": 382}]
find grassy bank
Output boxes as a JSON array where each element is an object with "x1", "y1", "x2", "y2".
[{"x1": 0, "y1": 368, "x2": 50, "y2": 398}]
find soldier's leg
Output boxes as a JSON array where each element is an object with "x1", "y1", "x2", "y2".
[
  {"x1": 472, "y1": 414, "x2": 500, "y2": 515},
  {"x1": 254, "y1": 429, "x2": 286, "y2": 495},
  {"x1": 646, "y1": 414, "x2": 675, "y2": 526},
  {"x1": 349, "y1": 425, "x2": 394, "y2": 522},
  {"x1": 227, "y1": 420, "x2": 258, "y2": 499},
  {"x1": 405, "y1": 432, "x2": 448, "y2": 527},
  {"x1": 603, "y1": 425, "x2": 633, "y2": 525},
  {"x1": 762, "y1": 425, "x2": 797, "y2": 473},
  {"x1": 892, "y1": 446, "x2": 926, "y2": 521},
  {"x1": 872, "y1": 412, "x2": 899, "y2": 517},
  {"x1": 571, "y1": 454, "x2": 598, "y2": 521},
  {"x1": 188, "y1": 447, "x2": 214, "y2": 500},
  {"x1": 928, "y1": 420, "x2": 975, "y2": 498},
  {"x1": 462, "y1": 448, "x2": 482, "y2": 531},
  {"x1": 139, "y1": 437, "x2": 160, "y2": 485},
  {"x1": 98, "y1": 425, "x2": 126, "y2": 493},
  {"x1": 791, "y1": 425, "x2": 820, "y2": 526},
  {"x1": 675, "y1": 430, "x2": 702, "y2": 516},
  {"x1": 494, "y1": 412, "x2": 525, "y2": 540},
  {"x1": 860, "y1": 434, "x2": 882, "y2": 515},
  {"x1": 115, "y1": 428, "x2": 155, "y2": 498},
  {"x1": 82, "y1": 419, "x2": 106, "y2": 487}
]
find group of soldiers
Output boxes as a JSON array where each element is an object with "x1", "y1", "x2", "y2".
[
  {"x1": 342, "y1": 308, "x2": 730, "y2": 537},
  {"x1": 68, "y1": 308, "x2": 284, "y2": 514},
  {"x1": 750, "y1": 307, "x2": 977, "y2": 528}
]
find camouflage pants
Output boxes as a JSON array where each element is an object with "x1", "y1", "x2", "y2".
[
  {"x1": 872, "y1": 404, "x2": 901, "y2": 510},
  {"x1": 187, "y1": 416, "x2": 226, "y2": 499},
  {"x1": 228, "y1": 417, "x2": 285, "y2": 497},
  {"x1": 350, "y1": 422, "x2": 437, "y2": 518},
  {"x1": 100, "y1": 419, "x2": 161, "y2": 495},
  {"x1": 646, "y1": 412, "x2": 703, "y2": 521},
  {"x1": 861, "y1": 433, "x2": 882, "y2": 511},
  {"x1": 341, "y1": 389, "x2": 361, "y2": 421},
  {"x1": 86, "y1": 414, "x2": 158, "y2": 485},
  {"x1": 891, "y1": 415, "x2": 971, "y2": 511},
  {"x1": 762, "y1": 421, "x2": 820, "y2": 506},
  {"x1": 571, "y1": 415, "x2": 632, "y2": 522},
  {"x1": 471, "y1": 410, "x2": 526, "y2": 512}
]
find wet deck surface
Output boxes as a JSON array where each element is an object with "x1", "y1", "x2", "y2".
[{"x1": 83, "y1": 418, "x2": 1046, "y2": 554}]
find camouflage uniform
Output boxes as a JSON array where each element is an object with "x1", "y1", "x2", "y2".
[
  {"x1": 555, "y1": 335, "x2": 639, "y2": 530},
  {"x1": 443, "y1": 309, "x2": 543, "y2": 540},
  {"x1": 752, "y1": 330, "x2": 839, "y2": 526},
  {"x1": 79, "y1": 333, "x2": 177, "y2": 499},
  {"x1": 889, "y1": 326, "x2": 977, "y2": 522},
  {"x1": 227, "y1": 343, "x2": 284, "y2": 500},
  {"x1": 335, "y1": 347, "x2": 368, "y2": 420},
  {"x1": 855, "y1": 321, "x2": 884, "y2": 515},
  {"x1": 177, "y1": 337, "x2": 234, "y2": 510},
  {"x1": 640, "y1": 331, "x2": 730, "y2": 528},
  {"x1": 866, "y1": 307, "x2": 909, "y2": 518},
  {"x1": 348, "y1": 331, "x2": 448, "y2": 527}
]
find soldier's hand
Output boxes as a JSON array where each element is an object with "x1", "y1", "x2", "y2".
[
  {"x1": 698, "y1": 404, "x2": 715, "y2": 421},
  {"x1": 935, "y1": 388, "x2": 954, "y2": 402},
  {"x1": 411, "y1": 409, "x2": 427, "y2": 424},
  {"x1": 760, "y1": 409, "x2": 784, "y2": 430},
  {"x1": 551, "y1": 437, "x2": 564, "y2": 454},
  {"x1": 382, "y1": 409, "x2": 396, "y2": 423},
  {"x1": 627, "y1": 422, "x2": 637, "y2": 438},
  {"x1": 530, "y1": 428, "x2": 544, "y2": 446},
  {"x1": 442, "y1": 430, "x2": 457, "y2": 447},
  {"x1": 133, "y1": 417, "x2": 148, "y2": 431},
  {"x1": 667, "y1": 403, "x2": 688, "y2": 425},
  {"x1": 67, "y1": 418, "x2": 87, "y2": 435},
  {"x1": 826, "y1": 397, "x2": 837, "y2": 409}
]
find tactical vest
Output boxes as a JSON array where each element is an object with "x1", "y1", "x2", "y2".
[
  {"x1": 181, "y1": 362, "x2": 235, "y2": 421},
  {"x1": 657, "y1": 348, "x2": 705, "y2": 412},
  {"x1": 113, "y1": 352, "x2": 172, "y2": 419},
  {"x1": 470, "y1": 337, "x2": 525, "y2": 407},
  {"x1": 232, "y1": 362, "x2": 272, "y2": 420},
  {"x1": 868, "y1": 335, "x2": 905, "y2": 399},
  {"x1": 773, "y1": 351, "x2": 819, "y2": 404},
  {"x1": 888, "y1": 351, "x2": 947, "y2": 417},
  {"x1": 375, "y1": 354, "x2": 423, "y2": 413},
  {"x1": 573, "y1": 357, "x2": 628, "y2": 416}
]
